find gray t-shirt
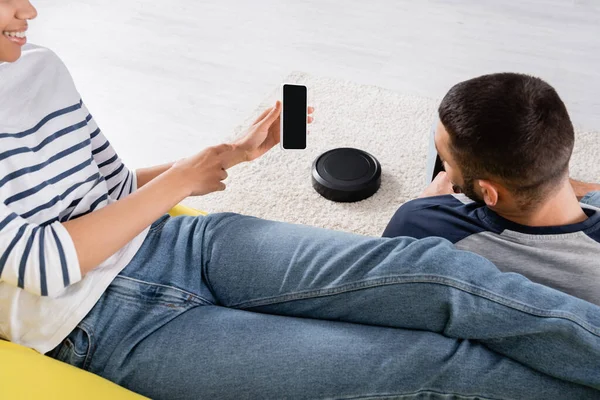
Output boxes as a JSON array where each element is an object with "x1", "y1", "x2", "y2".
[{"x1": 383, "y1": 193, "x2": 600, "y2": 306}]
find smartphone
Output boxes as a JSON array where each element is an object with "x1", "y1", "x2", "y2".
[
  {"x1": 432, "y1": 154, "x2": 461, "y2": 193},
  {"x1": 432, "y1": 154, "x2": 445, "y2": 182},
  {"x1": 281, "y1": 83, "x2": 307, "y2": 150}
]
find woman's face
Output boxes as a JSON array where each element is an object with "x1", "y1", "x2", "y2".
[{"x1": 0, "y1": 0, "x2": 37, "y2": 63}]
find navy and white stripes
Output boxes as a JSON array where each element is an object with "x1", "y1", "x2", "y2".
[
  {"x1": 0, "y1": 99, "x2": 135, "y2": 297},
  {"x1": 0, "y1": 44, "x2": 150, "y2": 353}
]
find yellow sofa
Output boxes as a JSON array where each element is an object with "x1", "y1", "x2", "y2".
[
  {"x1": 0, "y1": 205, "x2": 206, "y2": 399},
  {"x1": 0, "y1": 339, "x2": 147, "y2": 399},
  {"x1": 168, "y1": 203, "x2": 208, "y2": 217}
]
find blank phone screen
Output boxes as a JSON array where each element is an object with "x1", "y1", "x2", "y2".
[{"x1": 283, "y1": 84, "x2": 307, "y2": 149}]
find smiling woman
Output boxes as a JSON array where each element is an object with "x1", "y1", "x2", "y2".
[
  {"x1": 0, "y1": 0, "x2": 36, "y2": 62},
  {"x1": 2, "y1": 0, "x2": 600, "y2": 399}
]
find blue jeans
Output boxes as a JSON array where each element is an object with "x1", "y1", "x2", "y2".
[
  {"x1": 47, "y1": 213, "x2": 600, "y2": 399},
  {"x1": 582, "y1": 191, "x2": 600, "y2": 208}
]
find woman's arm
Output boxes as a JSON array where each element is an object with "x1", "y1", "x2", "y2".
[
  {"x1": 136, "y1": 162, "x2": 174, "y2": 189},
  {"x1": 64, "y1": 144, "x2": 234, "y2": 276},
  {"x1": 134, "y1": 102, "x2": 316, "y2": 188},
  {"x1": 64, "y1": 101, "x2": 287, "y2": 277}
]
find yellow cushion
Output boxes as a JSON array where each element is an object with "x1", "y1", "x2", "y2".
[
  {"x1": 0, "y1": 340, "x2": 147, "y2": 399},
  {"x1": 0, "y1": 205, "x2": 205, "y2": 400},
  {"x1": 168, "y1": 204, "x2": 208, "y2": 217}
]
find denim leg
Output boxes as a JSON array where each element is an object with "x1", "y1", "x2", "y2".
[
  {"x1": 581, "y1": 191, "x2": 600, "y2": 208},
  {"x1": 67, "y1": 291, "x2": 598, "y2": 400},
  {"x1": 48, "y1": 214, "x2": 600, "y2": 398},
  {"x1": 197, "y1": 213, "x2": 600, "y2": 390},
  {"x1": 107, "y1": 307, "x2": 600, "y2": 400}
]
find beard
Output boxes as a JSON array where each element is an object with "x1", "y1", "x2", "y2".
[{"x1": 455, "y1": 176, "x2": 485, "y2": 204}]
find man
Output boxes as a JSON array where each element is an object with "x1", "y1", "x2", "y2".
[{"x1": 383, "y1": 73, "x2": 600, "y2": 306}]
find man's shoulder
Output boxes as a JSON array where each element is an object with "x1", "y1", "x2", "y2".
[
  {"x1": 391, "y1": 193, "x2": 480, "y2": 218},
  {"x1": 580, "y1": 203, "x2": 600, "y2": 243},
  {"x1": 382, "y1": 194, "x2": 488, "y2": 243},
  {"x1": 402, "y1": 193, "x2": 475, "y2": 210}
]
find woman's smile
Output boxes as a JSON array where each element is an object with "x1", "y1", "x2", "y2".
[{"x1": 2, "y1": 26, "x2": 27, "y2": 46}]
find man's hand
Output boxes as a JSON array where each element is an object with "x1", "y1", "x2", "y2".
[
  {"x1": 419, "y1": 171, "x2": 455, "y2": 198},
  {"x1": 232, "y1": 101, "x2": 314, "y2": 164}
]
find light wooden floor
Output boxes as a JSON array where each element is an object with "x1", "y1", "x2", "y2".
[{"x1": 31, "y1": 0, "x2": 600, "y2": 167}]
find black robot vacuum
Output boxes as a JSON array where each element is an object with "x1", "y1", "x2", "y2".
[{"x1": 312, "y1": 148, "x2": 382, "y2": 202}]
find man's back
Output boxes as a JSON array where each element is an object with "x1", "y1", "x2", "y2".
[{"x1": 383, "y1": 194, "x2": 600, "y2": 306}]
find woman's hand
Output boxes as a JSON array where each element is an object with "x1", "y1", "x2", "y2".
[
  {"x1": 171, "y1": 144, "x2": 232, "y2": 196},
  {"x1": 233, "y1": 101, "x2": 315, "y2": 163},
  {"x1": 169, "y1": 101, "x2": 315, "y2": 196}
]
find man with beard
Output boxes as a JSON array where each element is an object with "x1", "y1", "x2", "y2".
[{"x1": 383, "y1": 72, "x2": 600, "y2": 306}]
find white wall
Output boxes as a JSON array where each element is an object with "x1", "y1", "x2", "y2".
[{"x1": 31, "y1": 0, "x2": 600, "y2": 167}]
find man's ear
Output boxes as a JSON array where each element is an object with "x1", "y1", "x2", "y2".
[{"x1": 477, "y1": 180, "x2": 499, "y2": 207}]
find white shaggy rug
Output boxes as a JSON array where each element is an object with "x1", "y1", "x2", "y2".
[{"x1": 184, "y1": 72, "x2": 600, "y2": 237}]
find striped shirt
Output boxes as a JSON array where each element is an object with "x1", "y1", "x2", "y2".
[{"x1": 0, "y1": 44, "x2": 148, "y2": 353}]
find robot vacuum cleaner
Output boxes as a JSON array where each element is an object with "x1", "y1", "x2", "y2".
[{"x1": 312, "y1": 147, "x2": 381, "y2": 203}]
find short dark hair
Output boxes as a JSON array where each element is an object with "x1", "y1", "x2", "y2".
[{"x1": 438, "y1": 73, "x2": 574, "y2": 207}]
